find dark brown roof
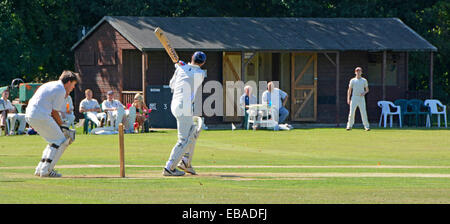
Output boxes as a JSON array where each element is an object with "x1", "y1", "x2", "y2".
[{"x1": 71, "y1": 16, "x2": 437, "y2": 52}]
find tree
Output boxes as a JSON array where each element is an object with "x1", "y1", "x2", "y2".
[{"x1": 0, "y1": 0, "x2": 448, "y2": 103}]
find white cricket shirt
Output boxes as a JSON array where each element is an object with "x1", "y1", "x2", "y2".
[
  {"x1": 26, "y1": 80, "x2": 66, "y2": 119},
  {"x1": 349, "y1": 77, "x2": 368, "y2": 97},
  {"x1": 169, "y1": 63, "x2": 206, "y2": 104}
]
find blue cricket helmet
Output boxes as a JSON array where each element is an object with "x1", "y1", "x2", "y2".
[{"x1": 193, "y1": 51, "x2": 206, "y2": 64}]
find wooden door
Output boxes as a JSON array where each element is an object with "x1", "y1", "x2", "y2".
[
  {"x1": 122, "y1": 50, "x2": 142, "y2": 91},
  {"x1": 291, "y1": 53, "x2": 317, "y2": 121},
  {"x1": 222, "y1": 52, "x2": 241, "y2": 122}
]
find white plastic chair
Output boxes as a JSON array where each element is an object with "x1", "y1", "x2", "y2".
[
  {"x1": 378, "y1": 101, "x2": 402, "y2": 128},
  {"x1": 258, "y1": 106, "x2": 277, "y2": 130},
  {"x1": 246, "y1": 106, "x2": 258, "y2": 130},
  {"x1": 424, "y1": 99, "x2": 447, "y2": 128}
]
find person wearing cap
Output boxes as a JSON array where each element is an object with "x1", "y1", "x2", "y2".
[
  {"x1": 79, "y1": 89, "x2": 106, "y2": 127},
  {"x1": 102, "y1": 90, "x2": 126, "y2": 131},
  {"x1": 163, "y1": 51, "x2": 207, "y2": 176},
  {"x1": 346, "y1": 67, "x2": 370, "y2": 131}
]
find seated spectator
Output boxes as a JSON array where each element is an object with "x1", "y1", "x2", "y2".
[
  {"x1": 0, "y1": 89, "x2": 26, "y2": 135},
  {"x1": 79, "y1": 89, "x2": 106, "y2": 127},
  {"x1": 60, "y1": 95, "x2": 75, "y2": 128},
  {"x1": 102, "y1": 90, "x2": 126, "y2": 131},
  {"x1": 0, "y1": 93, "x2": 9, "y2": 135},
  {"x1": 239, "y1": 85, "x2": 257, "y2": 129},
  {"x1": 132, "y1": 93, "x2": 149, "y2": 133},
  {"x1": 262, "y1": 81, "x2": 289, "y2": 128}
]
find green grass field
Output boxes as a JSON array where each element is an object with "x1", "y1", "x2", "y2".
[{"x1": 0, "y1": 128, "x2": 449, "y2": 204}]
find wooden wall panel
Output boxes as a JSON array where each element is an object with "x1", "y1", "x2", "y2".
[
  {"x1": 74, "y1": 22, "x2": 137, "y2": 118},
  {"x1": 316, "y1": 51, "x2": 407, "y2": 124}
]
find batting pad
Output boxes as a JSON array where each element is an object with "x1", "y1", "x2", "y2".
[{"x1": 47, "y1": 138, "x2": 71, "y2": 173}]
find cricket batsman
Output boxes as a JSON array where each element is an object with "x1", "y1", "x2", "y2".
[
  {"x1": 163, "y1": 51, "x2": 207, "y2": 176},
  {"x1": 25, "y1": 70, "x2": 78, "y2": 177}
]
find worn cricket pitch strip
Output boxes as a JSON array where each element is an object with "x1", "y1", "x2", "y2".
[
  {"x1": 2, "y1": 164, "x2": 450, "y2": 179},
  {"x1": 2, "y1": 164, "x2": 450, "y2": 169}
]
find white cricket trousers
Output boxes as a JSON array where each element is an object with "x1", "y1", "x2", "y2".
[
  {"x1": 106, "y1": 107, "x2": 125, "y2": 130},
  {"x1": 7, "y1": 113, "x2": 26, "y2": 133},
  {"x1": 25, "y1": 114, "x2": 68, "y2": 175},
  {"x1": 25, "y1": 115, "x2": 66, "y2": 146},
  {"x1": 86, "y1": 112, "x2": 106, "y2": 127},
  {"x1": 165, "y1": 102, "x2": 195, "y2": 170},
  {"x1": 347, "y1": 96, "x2": 370, "y2": 129}
]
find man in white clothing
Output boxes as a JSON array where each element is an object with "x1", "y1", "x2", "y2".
[
  {"x1": 346, "y1": 67, "x2": 370, "y2": 131},
  {"x1": 60, "y1": 95, "x2": 75, "y2": 128},
  {"x1": 79, "y1": 89, "x2": 106, "y2": 127},
  {"x1": 262, "y1": 82, "x2": 289, "y2": 126},
  {"x1": 163, "y1": 51, "x2": 207, "y2": 176},
  {"x1": 102, "y1": 90, "x2": 126, "y2": 131},
  {"x1": 25, "y1": 70, "x2": 78, "y2": 177},
  {"x1": 239, "y1": 85, "x2": 257, "y2": 129},
  {"x1": 0, "y1": 89, "x2": 27, "y2": 135}
]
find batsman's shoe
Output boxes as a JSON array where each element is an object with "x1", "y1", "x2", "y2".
[
  {"x1": 163, "y1": 168, "x2": 185, "y2": 176},
  {"x1": 40, "y1": 169, "x2": 62, "y2": 178},
  {"x1": 177, "y1": 160, "x2": 197, "y2": 175},
  {"x1": 48, "y1": 170, "x2": 62, "y2": 177},
  {"x1": 34, "y1": 169, "x2": 40, "y2": 176}
]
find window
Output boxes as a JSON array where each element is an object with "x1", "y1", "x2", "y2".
[{"x1": 367, "y1": 53, "x2": 398, "y2": 86}]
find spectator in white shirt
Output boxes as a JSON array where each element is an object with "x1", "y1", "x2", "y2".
[
  {"x1": 79, "y1": 89, "x2": 106, "y2": 127},
  {"x1": 239, "y1": 85, "x2": 257, "y2": 129},
  {"x1": 102, "y1": 90, "x2": 126, "y2": 131},
  {"x1": 0, "y1": 89, "x2": 27, "y2": 135},
  {"x1": 262, "y1": 81, "x2": 289, "y2": 124}
]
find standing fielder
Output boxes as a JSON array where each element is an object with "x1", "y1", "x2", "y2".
[
  {"x1": 346, "y1": 67, "x2": 370, "y2": 131},
  {"x1": 26, "y1": 70, "x2": 77, "y2": 177},
  {"x1": 163, "y1": 51, "x2": 206, "y2": 176}
]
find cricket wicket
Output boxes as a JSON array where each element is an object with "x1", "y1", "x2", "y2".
[{"x1": 119, "y1": 123, "x2": 125, "y2": 177}]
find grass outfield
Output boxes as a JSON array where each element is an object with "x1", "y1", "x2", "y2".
[{"x1": 0, "y1": 128, "x2": 449, "y2": 203}]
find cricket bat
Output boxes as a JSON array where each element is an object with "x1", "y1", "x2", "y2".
[{"x1": 154, "y1": 27, "x2": 179, "y2": 63}]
